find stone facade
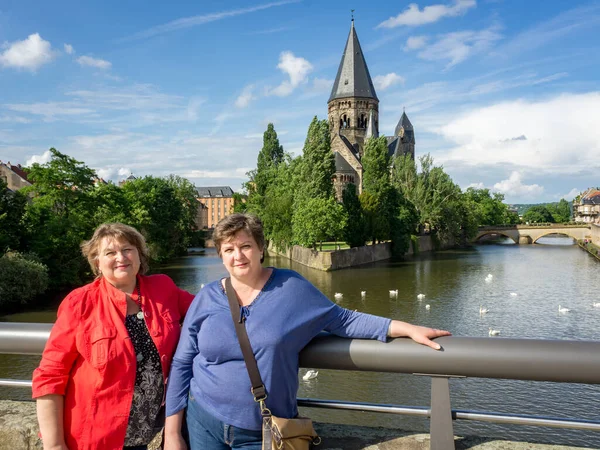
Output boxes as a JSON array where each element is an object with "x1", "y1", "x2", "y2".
[
  {"x1": 328, "y1": 21, "x2": 415, "y2": 199},
  {"x1": 573, "y1": 188, "x2": 600, "y2": 224},
  {"x1": 196, "y1": 186, "x2": 235, "y2": 229},
  {"x1": 0, "y1": 161, "x2": 31, "y2": 191}
]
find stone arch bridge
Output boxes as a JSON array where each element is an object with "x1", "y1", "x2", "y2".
[{"x1": 475, "y1": 224, "x2": 592, "y2": 244}]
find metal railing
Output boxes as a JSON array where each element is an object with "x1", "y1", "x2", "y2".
[{"x1": 2, "y1": 323, "x2": 600, "y2": 449}]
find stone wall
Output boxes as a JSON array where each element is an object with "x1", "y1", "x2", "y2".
[
  {"x1": 268, "y1": 235, "x2": 455, "y2": 271},
  {"x1": 591, "y1": 223, "x2": 600, "y2": 245},
  {"x1": 0, "y1": 400, "x2": 587, "y2": 450}
]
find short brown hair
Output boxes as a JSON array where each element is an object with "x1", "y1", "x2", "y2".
[
  {"x1": 213, "y1": 213, "x2": 265, "y2": 262},
  {"x1": 81, "y1": 223, "x2": 150, "y2": 277}
]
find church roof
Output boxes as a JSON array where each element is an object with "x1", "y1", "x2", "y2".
[
  {"x1": 394, "y1": 111, "x2": 414, "y2": 137},
  {"x1": 328, "y1": 20, "x2": 378, "y2": 103},
  {"x1": 334, "y1": 152, "x2": 355, "y2": 173}
]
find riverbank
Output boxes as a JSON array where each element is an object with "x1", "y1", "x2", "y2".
[
  {"x1": 267, "y1": 234, "x2": 455, "y2": 271},
  {"x1": 0, "y1": 400, "x2": 591, "y2": 450},
  {"x1": 578, "y1": 239, "x2": 600, "y2": 261}
]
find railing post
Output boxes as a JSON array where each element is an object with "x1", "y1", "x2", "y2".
[{"x1": 430, "y1": 376, "x2": 455, "y2": 450}]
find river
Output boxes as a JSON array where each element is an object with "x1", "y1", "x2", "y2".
[{"x1": 1, "y1": 238, "x2": 599, "y2": 447}]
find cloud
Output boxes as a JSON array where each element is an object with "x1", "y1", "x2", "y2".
[
  {"x1": 467, "y1": 182, "x2": 485, "y2": 189},
  {"x1": 492, "y1": 172, "x2": 543, "y2": 199},
  {"x1": 25, "y1": 150, "x2": 52, "y2": 166},
  {"x1": 560, "y1": 188, "x2": 581, "y2": 201},
  {"x1": 490, "y1": 3, "x2": 600, "y2": 59},
  {"x1": 373, "y1": 73, "x2": 405, "y2": 91},
  {"x1": 96, "y1": 167, "x2": 132, "y2": 181},
  {"x1": 0, "y1": 33, "x2": 55, "y2": 71},
  {"x1": 377, "y1": 0, "x2": 476, "y2": 28},
  {"x1": 413, "y1": 25, "x2": 502, "y2": 68},
  {"x1": 76, "y1": 55, "x2": 112, "y2": 69},
  {"x1": 269, "y1": 51, "x2": 313, "y2": 97},
  {"x1": 64, "y1": 44, "x2": 74, "y2": 55},
  {"x1": 119, "y1": 0, "x2": 300, "y2": 42},
  {"x1": 0, "y1": 116, "x2": 32, "y2": 124},
  {"x1": 436, "y1": 92, "x2": 600, "y2": 175},
  {"x1": 235, "y1": 85, "x2": 255, "y2": 108},
  {"x1": 405, "y1": 36, "x2": 428, "y2": 50}
]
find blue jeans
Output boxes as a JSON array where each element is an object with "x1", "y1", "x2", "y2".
[{"x1": 187, "y1": 394, "x2": 263, "y2": 449}]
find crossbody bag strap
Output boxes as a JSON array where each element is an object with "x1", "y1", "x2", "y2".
[{"x1": 225, "y1": 277, "x2": 268, "y2": 403}]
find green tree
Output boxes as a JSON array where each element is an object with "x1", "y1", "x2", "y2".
[
  {"x1": 341, "y1": 183, "x2": 367, "y2": 247},
  {"x1": 292, "y1": 197, "x2": 347, "y2": 250},
  {"x1": 262, "y1": 156, "x2": 299, "y2": 250},
  {"x1": 121, "y1": 176, "x2": 189, "y2": 261},
  {"x1": 166, "y1": 174, "x2": 199, "y2": 248},
  {"x1": 246, "y1": 123, "x2": 285, "y2": 217},
  {"x1": 296, "y1": 116, "x2": 335, "y2": 200},
  {"x1": 522, "y1": 205, "x2": 554, "y2": 223},
  {"x1": 232, "y1": 192, "x2": 247, "y2": 213},
  {"x1": 0, "y1": 251, "x2": 49, "y2": 309},
  {"x1": 0, "y1": 179, "x2": 27, "y2": 253},
  {"x1": 463, "y1": 188, "x2": 511, "y2": 226},
  {"x1": 90, "y1": 182, "x2": 129, "y2": 225},
  {"x1": 22, "y1": 149, "x2": 98, "y2": 288},
  {"x1": 362, "y1": 136, "x2": 391, "y2": 196},
  {"x1": 546, "y1": 199, "x2": 571, "y2": 223}
]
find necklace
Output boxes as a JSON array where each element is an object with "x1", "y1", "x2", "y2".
[{"x1": 135, "y1": 282, "x2": 144, "y2": 320}]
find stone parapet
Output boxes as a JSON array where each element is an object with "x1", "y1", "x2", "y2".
[{"x1": 0, "y1": 400, "x2": 590, "y2": 450}]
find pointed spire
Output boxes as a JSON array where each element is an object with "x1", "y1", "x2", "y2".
[
  {"x1": 395, "y1": 111, "x2": 415, "y2": 144},
  {"x1": 329, "y1": 21, "x2": 378, "y2": 103},
  {"x1": 366, "y1": 109, "x2": 378, "y2": 139}
]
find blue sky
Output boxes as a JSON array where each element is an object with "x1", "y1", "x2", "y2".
[{"x1": 0, "y1": 0, "x2": 599, "y2": 204}]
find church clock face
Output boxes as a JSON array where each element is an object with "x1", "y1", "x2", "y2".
[{"x1": 399, "y1": 127, "x2": 405, "y2": 138}]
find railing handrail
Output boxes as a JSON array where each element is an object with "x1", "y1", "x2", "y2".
[
  {"x1": 2, "y1": 322, "x2": 600, "y2": 384},
  {"x1": 2, "y1": 322, "x2": 600, "y2": 449}
]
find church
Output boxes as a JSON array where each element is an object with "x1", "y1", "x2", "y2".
[{"x1": 328, "y1": 20, "x2": 415, "y2": 199}]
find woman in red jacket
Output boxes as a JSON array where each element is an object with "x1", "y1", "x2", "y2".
[{"x1": 32, "y1": 223, "x2": 195, "y2": 450}]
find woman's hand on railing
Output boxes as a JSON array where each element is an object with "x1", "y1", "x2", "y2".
[{"x1": 389, "y1": 320, "x2": 451, "y2": 350}]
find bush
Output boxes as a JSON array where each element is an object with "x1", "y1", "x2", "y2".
[{"x1": 0, "y1": 252, "x2": 49, "y2": 307}]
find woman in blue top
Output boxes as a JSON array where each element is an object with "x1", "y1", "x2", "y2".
[{"x1": 164, "y1": 213, "x2": 450, "y2": 450}]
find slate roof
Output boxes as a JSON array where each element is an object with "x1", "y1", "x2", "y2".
[
  {"x1": 329, "y1": 21, "x2": 378, "y2": 103},
  {"x1": 196, "y1": 186, "x2": 234, "y2": 197},
  {"x1": 334, "y1": 152, "x2": 355, "y2": 173},
  {"x1": 394, "y1": 111, "x2": 415, "y2": 144},
  {"x1": 581, "y1": 189, "x2": 600, "y2": 205}
]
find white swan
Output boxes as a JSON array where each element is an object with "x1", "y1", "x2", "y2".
[
  {"x1": 417, "y1": 293, "x2": 426, "y2": 300},
  {"x1": 425, "y1": 304, "x2": 431, "y2": 310},
  {"x1": 489, "y1": 328, "x2": 500, "y2": 336},
  {"x1": 389, "y1": 289, "x2": 398, "y2": 296},
  {"x1": 360, "y1": 291, "x2": 366, "y2": 297},
  {"x1": 302, "y1": 370, "x2": 319, "y2": 381},
  {"x1": 510, "y1": 292, "x2": 518, "y2": 297},
  {"x1": 479, "y1": 305, "x2": 489, "y2": 314},
  {"x1": 200, "y1": 283, "x2": 205, "y2": 289},
  {"x1": 485, "y1": 274, "x2": 493, "y2": 283},
  {"x1": 334, "y1": 293, "x2": 343, "y2": 300},
  {"x1": 558, "y1": 305, "x2": 570, "y2": 313},
  {"x1": 592, "y1": 302, "x2": 600, "y2": 308}
]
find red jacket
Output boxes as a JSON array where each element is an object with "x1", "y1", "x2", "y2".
[{"x1": 32, "y1": 274, "x2": 194, "y2": 450}]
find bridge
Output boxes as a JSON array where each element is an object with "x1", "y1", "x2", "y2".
[{"x1": 474, "y1": 224, "x2": 592, "y2": 244}]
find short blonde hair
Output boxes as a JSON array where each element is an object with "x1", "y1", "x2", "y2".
[
  {"x1": 213, "y1": 213, "x2": 265, "y2": 262},
  {"x1": 81, "y1": 223, "x2": 150, "y2": 276}
]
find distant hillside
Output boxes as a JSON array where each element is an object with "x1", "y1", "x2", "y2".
[{"x1": 509, "y1": 202, "x2": 571, "y2": 216}]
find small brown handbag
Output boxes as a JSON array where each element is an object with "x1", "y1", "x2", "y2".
[{"x1": 225, "y1": 278, "x2": 321, "y2": 450}]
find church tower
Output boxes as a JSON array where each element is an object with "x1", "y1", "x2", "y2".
[{"x1": 328, "y1": 19, "x2": 379, "y2": 198}]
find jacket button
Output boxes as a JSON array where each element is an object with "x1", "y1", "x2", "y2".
[
  {"x1": 152, "y1": 330, "x2": 159, "y2": 337},
  {"x1": 145, "y1": 311, "x2": 150, "y2": 318},
  {"x1": 161, "y1": 354, "x2": 167, "y2": 362}
]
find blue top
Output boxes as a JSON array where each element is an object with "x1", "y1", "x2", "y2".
[{"x1": 165, "y1": 268, "x2": 391, "y2": 430}]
